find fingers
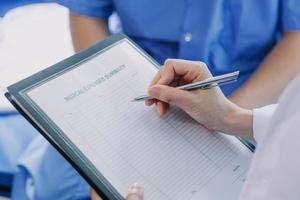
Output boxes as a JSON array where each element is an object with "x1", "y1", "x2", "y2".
[
  {"x1": 148, "y1": 84, "x2": 193, "y2": 111},
  {"x1": 163, "y1": 59, "x2": 210, "y2": 83},
  {"x1": 149, "y1": 70, "x2": 162, "y2": 87},
  {"x1": 126, "y1": 183, "x2": 144, "y2": 200},
  {"x1": 156, "y1": 101, "x2": 169, "y2": 116},
  {"x1": 145, "y1": 98, "x2": 156, "y2": 106},
  {"x1": 146, "y1": 59, "x2": 208, "y2": 106}
]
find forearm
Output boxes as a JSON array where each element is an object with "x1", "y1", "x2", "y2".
[
  {"x1": 230, "y1": 32, "x2": 300, "y2": 109},
  {"x1": 70, "y1": 12, "x2": 110, "y2": 52}
]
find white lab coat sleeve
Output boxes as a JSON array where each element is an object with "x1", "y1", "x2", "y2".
[{"x1": 252, "y1": 104, "x2": 278, "y2": 143}]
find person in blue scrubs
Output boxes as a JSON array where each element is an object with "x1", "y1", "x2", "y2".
[
  {"x1": 58, "y1": 0, "x2": 300, "y2": 107},
  {"x1": 2, "y1": 1, "x2": 300, "y2": 200}
]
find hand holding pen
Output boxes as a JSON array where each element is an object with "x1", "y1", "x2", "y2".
[
  {"x1": 132, "y1": 59, "x2": 252, "y2": 138},
  {"x1": 133, "y1": 70, "x2": 239, "y2": 102}
]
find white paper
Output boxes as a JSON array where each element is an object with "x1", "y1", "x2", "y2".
[{"x1": 27, "y1": 39, "x2": 252, "y2": 200}]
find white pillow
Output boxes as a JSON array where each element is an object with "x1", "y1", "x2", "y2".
[{"x1": 0, "y1": 3, "x2": 73, "y2": 111}]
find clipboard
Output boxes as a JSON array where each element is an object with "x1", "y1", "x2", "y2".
[
  {"x1": 5, "y1": 34, "x2": 135, "y2": 200},
  {"x1": 5, "y1": 33, "x2": 254, "y2": 200}
]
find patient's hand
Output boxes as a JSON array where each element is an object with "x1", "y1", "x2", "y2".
[{"x1": 91, "y1": 183, "x2": 144, "y2": 200}]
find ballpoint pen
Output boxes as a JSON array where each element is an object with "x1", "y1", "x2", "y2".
[{"x1": 132, "y1": 71, "x2": 239, "y2": 102}]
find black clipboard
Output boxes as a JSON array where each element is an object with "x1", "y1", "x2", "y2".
[{"x1": 5, "y1": 33, "x2": 254, "y2": 200}]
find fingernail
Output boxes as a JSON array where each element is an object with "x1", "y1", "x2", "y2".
[
  {"x1": 130, "y1": 183, "x2": 142, "y2": 193},
  {"x1": 156, "y1": 101, "x2": 165, "y2": 116},
  {"x1": 156, "y1": 104, "x2": 160, "y2": 114}
]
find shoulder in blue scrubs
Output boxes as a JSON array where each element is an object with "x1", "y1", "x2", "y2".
[
  {"x1": 58, "y1": 0, "x2": 300, "y2": 96},
  {"x1": 6, "y1": 0, "x2": 300, "y2": 199}
]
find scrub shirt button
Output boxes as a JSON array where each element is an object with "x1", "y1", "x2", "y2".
[{"x1": 184, "y1": 32, "x2": 193, "y2": 42}]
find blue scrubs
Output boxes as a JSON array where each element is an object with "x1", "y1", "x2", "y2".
[
  {"x1": 1, "y1": 0, "x2": 300, "y2": 199},
  {"x1": 58, "y1": 0, "x2": 300, "y2": 95}
]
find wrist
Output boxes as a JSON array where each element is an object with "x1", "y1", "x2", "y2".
[{"x1": 221, "y1": 102, "x2": 254, "y2": 138}]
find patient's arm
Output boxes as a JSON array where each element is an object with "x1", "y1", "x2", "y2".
[
  {"x1": 230, "y1": 32, "x2": 300, "y2": 109},
  {"x1": 69, "y1": 12, "x2": 110, "y2": 52}
]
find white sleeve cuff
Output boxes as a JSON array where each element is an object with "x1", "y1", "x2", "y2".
[{"x1": 253, "y1": 104, "x2": 277, "y2": 143}]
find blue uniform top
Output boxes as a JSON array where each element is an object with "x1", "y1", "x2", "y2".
[{"x1": 58, "y1": 0, "x2": 300, "y2": 95}]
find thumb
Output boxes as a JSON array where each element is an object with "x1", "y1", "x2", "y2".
[
  {"x1": 126, "y1": 183, "x2": 143, "y2": 200},
  {"x1": 149, "y1": 84, "x2": 192, "y2": 108}
]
